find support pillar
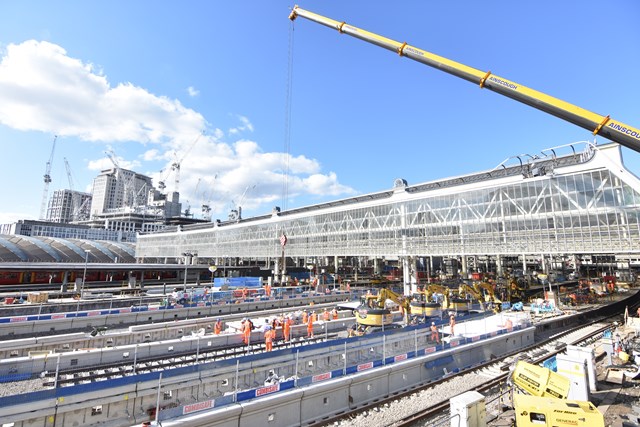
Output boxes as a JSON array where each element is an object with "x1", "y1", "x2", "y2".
[
  {"x1": 461, "y1": 256, "x2": 468, "y2": 279},
  {"x1": 402, "y1": 257, "x2": 412, "y2": 296},
  {"x1": 496, "y1": 256, "x2": 503, "y2": 277}
]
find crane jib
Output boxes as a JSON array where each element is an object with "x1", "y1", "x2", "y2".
[
  {"x1": 608, "y1": 123, "x2": 640, "y2": 140},
  {"x1": 290, "y1": 6, "x2": 640, "y2": 154}
]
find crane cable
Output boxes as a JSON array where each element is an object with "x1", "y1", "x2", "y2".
[{"x1": 282, "y1": 17, "x2": 295, "y2": 213}]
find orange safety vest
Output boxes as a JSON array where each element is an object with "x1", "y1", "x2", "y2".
[{"x1": 214, "y1": 321, "x2": 222, "y2": 334}]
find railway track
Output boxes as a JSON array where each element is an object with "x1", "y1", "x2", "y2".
[
  {"x1": 42, "y1": 333, "x2": 342, "y2": 387},
  {"x1": 314, "y1": 309, "x2": 625, "y2": 427}
]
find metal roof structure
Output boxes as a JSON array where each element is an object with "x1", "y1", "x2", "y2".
[{"x1": 0, "y1": 235, "x2": 136, "y2": 263}]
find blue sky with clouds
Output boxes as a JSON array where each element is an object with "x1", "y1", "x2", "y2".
[{"x1": 1, "y1": 1, "x2": 639, "y2": 223}]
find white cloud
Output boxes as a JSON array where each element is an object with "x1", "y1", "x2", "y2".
[
  {"x1": 0, "y1": 40, "x2": 356, "y2": 219},
  {"x1": 187, "y1": 86, "x2": 199, "y2": 97},
  {"x1": 0, "y1": 40, "x2": 206, "y2": 143},
  {"x1": 228, "y1": 115, "x2": 254, "y2": 135}
]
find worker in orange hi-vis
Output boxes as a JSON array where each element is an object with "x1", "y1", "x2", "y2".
[
  {"x1": 311, "y1": 311, "x2": 317, "y2": 323},
  {"x1": 307, "y1": 315, "x2": 314, "y2": 338},
  {"x1": 322, "y1": 308, "x2": 330, "y2": 321},
  {"x1": 283, "y1": 317, "x2": 291, "y2": 342},
  {"x1": 264, "y1": 326, "x2": 274, "y2": 351},
  {"x1": 265, "y1": 283, "x2": 271, "y2": 298},
  {"x1": 449, "y1": 314, "x2": 456, "y2": 336},
  {"x1": 505, "y1": 318, "x2": 513, "y2": 330},
  {"x1": 302, "y1": 310, "x2": 308, "y2": 324},
  {"x1": 331, "y1": 307, "x2": 339, "y2": 320},
  {"x1": 430, "y1": 322, "x2": 440, "y2": 344},
  {"x1": 214, "y1": 318, "x2": 222, "y2": 335},
  {"x1": 242, "y1": 318, "x2": 252, "y2": 345}
]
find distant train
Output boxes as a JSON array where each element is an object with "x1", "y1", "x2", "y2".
[{"x1": 0, "y1": 270, "x2": 178, "y2": 286}]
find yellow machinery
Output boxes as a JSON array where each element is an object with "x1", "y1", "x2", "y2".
[
  {"x1": 473, "y1": 281, "x2": 503, "y2": 313},
  {"x1": 289, "y1": 6, "x2": 640, "y2": 154},
  {"x1": 458, "y1": 283, "x2": 488, "y2": 312},
  {"x1": 513, "y1": 394, "x2": 603, "y2": 427},
  {"x1": 409, "y1": 285, "x2": 450, "y2": 318},
  {"x1": 510, "y1": 360, "x2": 604, "y2": 426},
  {"x1": 356, "y1": 288, "x2": 410, "y2": 330},
  {"x1": 512, "y1": 360, "x2": 570, "y2": 399}
]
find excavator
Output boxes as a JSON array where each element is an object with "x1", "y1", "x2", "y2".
[
  {"x1": 509, "y1": 360, "x2": 604, "y2": 426},
  {"x1": 356, "y1": 288, "x2": 411, "y2": 332},
  {"x1": 409, "y1": 284, "x2": 451, "y2": 319},
  {"x1": 473, "y1": 281, "x2": 503, "y2": 313},
  {"x1": 288, "y1": 6, "x2": 640, "y2": 155}
]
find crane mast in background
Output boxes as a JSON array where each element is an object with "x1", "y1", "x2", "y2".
[
  {"x1": 289, "y1": 7, "x2": 640, "y2": 154},
  {"x1": 229, "y1": 184, "x2": 256, "y2": 222},
  {"x1": 63, "y1": 157, "x2": 80, "y2": 221},
  {"x1": 159, "y1": 131, "x2": 205, "y2": 195},
  {"x1": 39, "y1": 135, "x2": 58, "y2": 220}
]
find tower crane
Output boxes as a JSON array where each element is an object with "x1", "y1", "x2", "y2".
[
  {"x1": 63, "y1": 157, "x2": 80, "y2": 221},
  {"x1": 159, "y1": 131, "x2": 205, "y2": 195},
  {"x1": 229, "y1": 184, "x2": 256, "y2": 222},
  {"x1": 199, "y1": 174, "x2": 218, "y2": 221},
  {"x1": 105, "y1": 149, "x2": 135, "y2": 208},
  {"x1": 39, "y1": 135, "x2": 58, "y2": 219},
  {"x1": 289, "y1": 6, "x2": 640, "y2": 154}
]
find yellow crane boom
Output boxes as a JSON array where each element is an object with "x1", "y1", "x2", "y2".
[{"x1": 289, "y1": 6, "x2": 640, "y2": 154}]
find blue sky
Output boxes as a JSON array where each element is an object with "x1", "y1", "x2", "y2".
[{"x1": 1, "y1": 1, "x2": 639, "y2": 224}]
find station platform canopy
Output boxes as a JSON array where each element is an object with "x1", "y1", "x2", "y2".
[{"x1": 0, "y1": 234, "x2": 135, "y2": 263}]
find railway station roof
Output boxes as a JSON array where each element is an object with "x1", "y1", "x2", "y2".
[{"x1": 0, "y1": 235, "x2": 136, "y2": 263}]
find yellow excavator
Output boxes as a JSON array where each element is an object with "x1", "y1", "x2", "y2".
[
  {"x1": 356, "y1": 288, "x2": 411, "y2": 332},
  {"x1": 473, "y1": 281, "x2": 503, "y2": 313},
  {"x1": 510, "y1": 360, "x2": 604, "y2": 426},
  {"x1": 409, "y1": 284, "x2": 451, "y2": 319}
]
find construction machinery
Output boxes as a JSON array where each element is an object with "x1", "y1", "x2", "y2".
[
  {"x1": 289, "y1": 6, "x2": 640, "y2": 155},
  {"x1": 458, "y1": 283, "x2": 492, "y2": 312},
  {"x1": 356, "y1": 288, "x2": 410, "y2": 331},
  {"x1": 510, "y1": 360, "x2": 604, "y2": 426},
  {"x1": 472, "y1": 281, "x2": 503, "y2": 313},
  {"x1": 158, "y1": 131, "x2": 205, "y2": 195},
  {"x1": 409, "y1": 284, "x2": 452, "y2": 319},
  {"x1": 39, "y1": 135, "x2": 57, "y2": 219},
  {"x1": 228, "y1": 184, "x2": 256, "y2": 222}
]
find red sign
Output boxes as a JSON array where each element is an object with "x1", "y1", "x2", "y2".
[
  {"x1": 357, "y1": 362, "x2": 373, "y2": 371},
  {"x1": 394, "y1": 354, "x2": 408, "y2": 362},
  {"x1": 182, "y1": 399, "x2": 214, "y2": 415},
  {"x1": 280, "y1": 234, "x2": 287, "y2": 247},
  {"x1": 313, "y1": 372, "x2": 332, "y2": 382},
  {"x1": 257, "y1": 383, "x2": 280, "y2": 396}
]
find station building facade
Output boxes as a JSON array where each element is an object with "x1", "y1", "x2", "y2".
[{"x1": 135, "y1": 143, "x2": 640, "y2": 288}]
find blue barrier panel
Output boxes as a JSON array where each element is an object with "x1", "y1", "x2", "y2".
[
  {"x1": 425, "y1": 355, "x2": 454, "y2": 369},
  {"x1": 0, "y1": 388, "x2": 56, "y2": 407},
  {"x1": 0, "y1": 373, "x2": 32, "y2": 383}
]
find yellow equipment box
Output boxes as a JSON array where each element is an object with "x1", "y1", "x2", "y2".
[
  {"x1": 513, "y1": 394, "x2": 604, "y2": 426},
  {"x1": 512, "y1": 360, "x2": 570, "y2": 399}
]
